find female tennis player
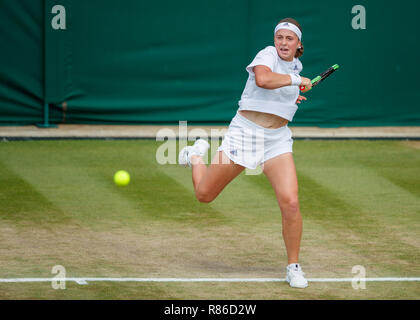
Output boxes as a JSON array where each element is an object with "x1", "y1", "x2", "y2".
[{"x1": 179, "y1": 18, "x2": 311, "y2": 288}]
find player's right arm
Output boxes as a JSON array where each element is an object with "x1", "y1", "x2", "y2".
[
  {"x1": 253, "y1": 65, "x2": 312, "y2": 90},
  {"x1": 299, "y1": 78, "x2": 312, "y2": 93}
]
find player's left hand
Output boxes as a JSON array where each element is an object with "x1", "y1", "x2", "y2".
[{"x1": 296, "y1": 95, "x2": 307, "y2": 104}]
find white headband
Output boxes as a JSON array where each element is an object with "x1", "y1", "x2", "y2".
[{"x1": 274, "y1": 22, "x2": 302, "y2": 41}]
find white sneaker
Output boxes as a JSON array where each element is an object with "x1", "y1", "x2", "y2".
[
  {"x1": 178, "y1": 139, "x2": 210, "y2": 167},
  {"x1": 286, "y1": 263, "x2": 308, "y2": 288}
]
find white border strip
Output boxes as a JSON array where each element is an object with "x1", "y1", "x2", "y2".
[{"x1": 1, "y1": 277, "x2": 419, "y2": 284}]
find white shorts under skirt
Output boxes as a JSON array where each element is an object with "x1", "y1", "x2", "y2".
[{"x1": 217, "y1": 111, "x2": 293, "y2": 169}]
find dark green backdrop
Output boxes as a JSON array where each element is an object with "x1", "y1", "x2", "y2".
[{"x1": 0, "y1": 0, "x2": 419, "y2": 126}]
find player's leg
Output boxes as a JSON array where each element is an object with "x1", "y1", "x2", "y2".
[
  {"x1": 262, "y1": 152, "x2": 308, "y2": 288},
  {"x1": 262, "y1": 152, "x2": 301, "y2": 263},
  {"x1": 179, "y1": 139, "x2": 245, "y2": 203},
  {"x1": 192, "y1": 151, "x2": 245, "y2": 203},
  {"x1": 190, "y1": 154, "x2": 207, "y2": 191}
]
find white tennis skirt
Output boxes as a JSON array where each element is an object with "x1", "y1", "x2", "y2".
[{"x1": 217, "y1": 111, "x2": 293, "y2": 169}]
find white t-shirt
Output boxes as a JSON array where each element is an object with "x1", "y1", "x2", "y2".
[{"x1": 238, "y1": 46, "x2": 303, "y2": 121}]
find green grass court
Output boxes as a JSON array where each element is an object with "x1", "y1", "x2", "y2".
[{"x1": 0, "y1": 139, "x2": 419, "y2": 299}]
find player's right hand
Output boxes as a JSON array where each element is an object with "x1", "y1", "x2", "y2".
[{"x1": 300, "y1": 77, "x2": 312, "y2": 92}]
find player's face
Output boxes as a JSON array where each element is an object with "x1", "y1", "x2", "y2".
[{"x1": 274, "y1": 29, "x2": 300, "y2": 61}]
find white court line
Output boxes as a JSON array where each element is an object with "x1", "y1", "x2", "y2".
[{"x1": 0, "y1": 277, "x2": 419, "y2": 284}]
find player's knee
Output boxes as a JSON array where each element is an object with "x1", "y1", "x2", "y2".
[
  {"x1": 280, "y1": 195, "x2": 300, "y2": 217},
  {"x1": 196, "y1": 193, "x2": 214, "y2": 203},
  {"x1": 195, "y1": 188, "x2": 215, "y2": 203}
]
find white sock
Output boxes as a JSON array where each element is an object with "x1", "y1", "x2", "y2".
[{"x1": 287, "y1": 263, "x2": 300, "y2": 270}]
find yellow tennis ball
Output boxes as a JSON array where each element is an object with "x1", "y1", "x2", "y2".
[{"x1": 114, "y1": 170, "x2": 130, "y2": 186}]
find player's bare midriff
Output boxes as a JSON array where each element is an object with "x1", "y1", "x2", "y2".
[{"x1": 239, "y1": 110, "x2": 289, "y2": 129}]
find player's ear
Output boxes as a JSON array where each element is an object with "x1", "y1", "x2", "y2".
[{"x1": 295, "y1": 41, "x2": 304, "y2": 58}]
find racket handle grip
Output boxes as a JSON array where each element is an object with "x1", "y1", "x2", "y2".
[{"x1": 299, "y1": 85, "x2": 305, "y2": 91}]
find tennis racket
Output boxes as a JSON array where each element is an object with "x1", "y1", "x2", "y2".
[{"x1": 300, "y1": 64, "x2": 339, "y2": 91}]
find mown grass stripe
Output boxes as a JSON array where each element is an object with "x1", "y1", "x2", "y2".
[
  {"x1": 0, "y1": 159, "x2": 74, "y2": 226},
  {"x1": 0, "y1": 141, "x2": 152, "y2": 229}
]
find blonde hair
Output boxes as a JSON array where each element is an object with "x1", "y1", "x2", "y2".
[{"x1": 277, "y1": 18, "x2": 304, "y2": 58}]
